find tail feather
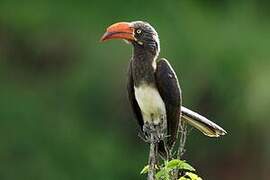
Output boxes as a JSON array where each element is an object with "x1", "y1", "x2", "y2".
[
  {"x1": 181, "y1": 106, "x2": 227, "y2": 137},
  {"x1": 158, "y1": 106, "x2": 226, "y2": 158}
]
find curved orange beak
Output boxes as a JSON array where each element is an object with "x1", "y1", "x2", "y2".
[{"x1": 100, "y1": 22, "x2": 135, "y2": 42}]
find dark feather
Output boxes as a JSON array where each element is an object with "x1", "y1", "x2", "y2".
[
  {"x1": 155, "y1": 58, "x2": 182, "y2": 149},
  {"x1": 127, "y1": 60, "x2": 144, "y2": 130},
  {"x1": 127, "y1": 58, "x2": 182, "y2": 156}
]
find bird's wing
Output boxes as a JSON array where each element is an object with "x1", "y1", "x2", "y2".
[
  {"x1": 127, "y1": 60, "x2": 144, "y2": 130},
  {"x1": 155, "y1": 58, "x2": 182, "y2": 148},
  {"x1": 181, "y1": 106, "x2": 227, "y2": 137}
]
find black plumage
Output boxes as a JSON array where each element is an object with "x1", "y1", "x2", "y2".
[
  {"x1": 155, "y1": 58, "x2": 181, "y2": 148},
  {"x1": 127, "y1": 57, "x2": 181, "y2": 152},
  {"x1": 101, "y1": 21, "x2": 227, "y2": 157}
]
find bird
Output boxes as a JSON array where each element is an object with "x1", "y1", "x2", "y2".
[{"x1": 100, "y1": 21, "x2": 227, "y2": 157}]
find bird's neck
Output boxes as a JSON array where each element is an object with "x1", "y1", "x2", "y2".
[{"x1": 131, "y1": 46, "x2": 158, "y2": 87}]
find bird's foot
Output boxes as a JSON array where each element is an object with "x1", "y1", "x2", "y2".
[
  {"x1": 142, "y1": 121, "x2": 167, "y2": 144},
  {"x1": 138, "y1": 131, "x2": 149, "y2": 142}
]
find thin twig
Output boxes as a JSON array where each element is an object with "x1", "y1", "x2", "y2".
[
  {"x1": 177, "y1": 121, "x2": 187, "y2": 160},
  {"x1": 171, "y1": 117, "x2": 187, "y2": 180},
  {"x1": 148, "y1": 133, "x2": 157, "y2": 180}
]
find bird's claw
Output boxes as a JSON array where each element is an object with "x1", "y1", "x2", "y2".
[{"x1": 142, "y1": 122, "x2": 167, "y2": 144}]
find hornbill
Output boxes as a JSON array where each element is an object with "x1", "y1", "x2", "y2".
[{"x1": 101, "y1": 21, "x2": 226, "y2": 170}]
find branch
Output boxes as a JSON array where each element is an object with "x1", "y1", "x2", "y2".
[
  {"x1": 177, "y1": 120, "x2": 187, "y2": 160},
  {"x1": 172, "y1": 119, "x2": 187, "y2": 180},
  {"x1": 148, "y1": 134, "x2": 158, "y2": 180}
]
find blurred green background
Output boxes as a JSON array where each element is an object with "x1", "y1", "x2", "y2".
[{"x1": 0, "y1": 0, "x2": 269, "y2": 179}]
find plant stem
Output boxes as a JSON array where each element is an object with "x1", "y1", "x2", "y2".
[
  {"x1": 171, "y1": 119, "x2": 187, "y2": 180},
  {"x1": 177, "y1": 121, "x2": 187, "y2": 160},
  {"x1": 148, "y1": 134, "x2": 157, "y2": 180}
]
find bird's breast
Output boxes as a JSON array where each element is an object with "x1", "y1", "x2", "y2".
[{"x1": 134, "y1": 83, "x2": 166, "y2": 125}]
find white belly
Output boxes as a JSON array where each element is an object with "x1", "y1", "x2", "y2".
[{"x1": 134, "y1": 84, "x2": 166, "y2": 125}]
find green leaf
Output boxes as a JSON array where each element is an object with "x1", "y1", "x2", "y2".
[
  {"x1": 178, "y1": 162, "x2": 196, "y2": 171},
  {"x1": 179, "y1": 172, "x2": 202, "y2": 180},
  {"x1": 166, "y1": 159, "x2": 183, "y2": 170},
  {"x1": 165, "y1": 159, "x2": 195, "y2": 171},
  {"x1": 156, "y1": 168, "x2": 169, "y2": 180},
  {"x1": 179, "y1": 176, "x2": 189, "y2": 180},
  {"x1": 140, "y1": 165, "x2": 149, "y2": 174}
]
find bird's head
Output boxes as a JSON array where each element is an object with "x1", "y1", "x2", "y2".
[{"x1": 101, "y1": 21, "x2": 160, "y2": 55}]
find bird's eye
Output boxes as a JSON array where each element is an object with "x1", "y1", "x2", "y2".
[{"x1": 136, "y1": 29, "x2": 142, "y2": 34}]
